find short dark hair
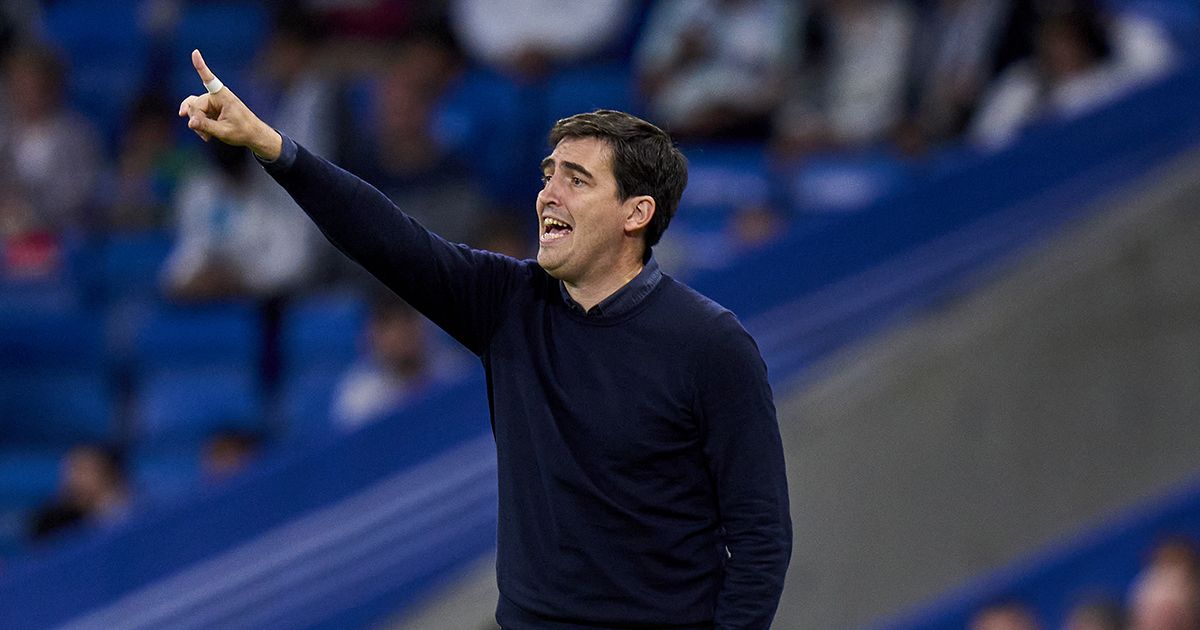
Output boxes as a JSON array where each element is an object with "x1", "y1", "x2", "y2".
[{"x1": 548, "y1": 110, "x2": 688, "y2": 261}]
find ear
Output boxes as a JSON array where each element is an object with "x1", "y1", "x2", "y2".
[{"x1": 624, "y1": 195, "x2": 655, "y2": 235}]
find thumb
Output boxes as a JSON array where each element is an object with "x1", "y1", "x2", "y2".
[{"x1": 192, "y1": 49, "x2": 219, "y2": 87}]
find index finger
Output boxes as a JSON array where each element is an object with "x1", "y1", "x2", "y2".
[{"x1": 192, "y1": 49, "x2": 216, "y2": 83}]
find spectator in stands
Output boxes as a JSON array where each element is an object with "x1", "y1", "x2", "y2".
[
  {"x1": 970, "y1": 600, "x2": 1041, "y2": 630},
  {"x1": 731, "y1": 204, "x2": 787, "y2": 250},
  {"x1": 470, "y1": 212, "x2": 533, "y2": 259},
  {"x1": 634, "y1": 0, "x2": 799, "y2": 141},
  {"x1": 332, "y1": 289, "x2": 462, "y2": 431},
  {"x1": 0, "y1": 1, "x2": 39, "y2": 60},
  {"x1": 107, "y1": 92, "x2": 193, "y2": 230},
  {"x1": 161, "y1": 135, "x2": 317, "y2": 301},
  {"x1": 1065, "y1": 599, "x2": 1126, "y2": 630},
  {"x1": 202, "y1": 429, "x2": 263, "y2": 481},
  {"x1": 0, "y1": 42, "x2": 101, "y2": 236},
  {"x1": 967, "y1": 4, "x2": 1171, "y2": 150},
  {"x1": 342, "y1": 37, "x2": 487, "y2": 245},
  {"x1": 250, "y1": 8, "x2": 338, "y2": 160},
  {"x1": 1128, "y1": 539, "x2": 1200, "y2": 630},
  {"x1": 773, "y1": 0, "x2": 917, "y2": 157},
  {"x1": 29, "y1": 445, "x2": 131, "y2": 541},
  {"x1": 449, "y1": 0, "x2": 632, "y2": 82},
  {"x1": 303, "y1": 0, "x2": 417, "y2": 44},
  {"x1": 895, "y1": 0, "x2": 1037, "y2": 154}
]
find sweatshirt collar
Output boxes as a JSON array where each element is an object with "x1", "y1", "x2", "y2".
[{"x1": 560, "y1": 256, "x2": 662, "y2": 318}]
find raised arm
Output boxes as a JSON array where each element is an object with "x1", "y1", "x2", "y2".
[{"x1": 177, "y1": 49, "x2": 520, "y2": 354}]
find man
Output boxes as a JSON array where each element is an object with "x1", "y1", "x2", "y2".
[{"x1": 180, "y1": 49, "x2": 791, "y2": 628}]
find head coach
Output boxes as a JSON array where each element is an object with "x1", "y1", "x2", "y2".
[{"x1": 180, "y1": 49, "x2": 792, "y2": 629}]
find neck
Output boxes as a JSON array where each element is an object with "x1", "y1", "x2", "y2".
[{"x1": 563, "y1": 255, "x2": 645, "y2": 312}]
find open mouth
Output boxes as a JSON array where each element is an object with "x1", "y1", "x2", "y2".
[{"x1": 541, "y1": 216, "x2": 573, "y2": 242}]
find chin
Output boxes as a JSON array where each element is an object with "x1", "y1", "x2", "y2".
[{"x1": 537, "y1": 250, "x2": 572, "y2": 280}]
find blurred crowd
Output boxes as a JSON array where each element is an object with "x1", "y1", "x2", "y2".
[
  {"x1": 0, "y1": 0, "x2": 1181, "y2": 281},
  {"x1": 0, "y1": 0, "x2": 1189, "y2": 548},
  {"x1": 970, "y1": 537, "x2": 1200, "y2": 630}
]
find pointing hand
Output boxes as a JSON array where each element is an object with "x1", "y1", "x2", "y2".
[{"x1": 177, "y1": 49, "x2": 282, "y2": 161}]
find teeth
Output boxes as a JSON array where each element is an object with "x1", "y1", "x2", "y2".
[{"x1": 542, "y1": 217, "x2": 571, "y2": 230}]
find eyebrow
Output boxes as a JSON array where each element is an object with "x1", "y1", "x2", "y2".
[{"x1": 540, "y1": 157, "x2": 595, "y2": 181}]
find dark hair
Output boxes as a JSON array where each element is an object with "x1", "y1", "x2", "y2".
[
  {"x1": 548, "y1": 110, "x2": 688, "y2": 261},
  {"x1": 5, "y1": 41, "x2": 68, "y2": 96},
  {"x1": 1037, "y1": 6, "x2": 1112, "y2": 62}
]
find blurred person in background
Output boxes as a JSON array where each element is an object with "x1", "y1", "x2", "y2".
[
  {"x1": 1128, "y1": 539, "x2": 1200, "y2": 630},
  {"x1": 0, "y1": 42, "x2": 101, "y2": 238},
  {"x1": 341, "y1": 36, "x2": 487, "y2": 245},
  {"x1": 772, "y1": 0, "x2": 917, "y2": 157},
  {"x1": 634, "y1": 0, "x2": 799, "y2": 141},
  {"x1": 1065, "y1": 598, "x2": 1126, "y2": 630},
  {"x1": 247, "y1": 7, "x2": 338, "y2": 162},
  {"x1": 970, "y1": 600, "x2": 1042, "y2": 630},
  {"x1": 159, "y1": 9, "x2": 340, "y2": 302},
  {"x1": 449, "y1": 0, "x2": 632, "y2": 82},
  {"x1": 202, "y1": 428, "x2": 263, "y2": 481},
  {"x1": 106, "y1": 92, "x2": 194, "y2": 230},
  {"x1": 730, "y1": 203, "x2": 787, "y2": 251},
  {"x1": 29, "y1": 445, "x2": 132, "y2": 541},
  {"x1": 0, "y1": 1, "x2": 39, "y2": 69},
  {"x1": 332, "y1": 289, "x2": 463, "y2": 431},
  {"x1": 967, "y1": 3, "x2": 1172, "y2": 150},
  {"x1": 160, "y1": 139, "x2": 316, "y2": 301},
  {"x1": 895, "y1": 0, "x2": 1036, "y2": 155},
  {"x1": 302, "y1": 0, "x2": 454, "y2": 73},
  {"x1": 469, "y1": 212, "x2": 533, "y2": 259}
]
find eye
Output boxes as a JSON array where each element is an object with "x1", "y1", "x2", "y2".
[
  {"x1": 540, "y1": 173, "x2": 551, "y2": 186},
  {"x1": 571, "y1": 176, "x2": 584, "y2": 187}
]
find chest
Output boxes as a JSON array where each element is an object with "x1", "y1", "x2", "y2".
[{"x1": 487, "y1": 309, "x2": 700, "y2": 462}]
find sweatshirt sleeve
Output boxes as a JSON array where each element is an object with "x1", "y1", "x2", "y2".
[
  {"x1": 696, "y1": 311, "x2": 792, "y2": 629},
  {"x1": 261, "y1": 134, "x2": 521, "y2": 355}
]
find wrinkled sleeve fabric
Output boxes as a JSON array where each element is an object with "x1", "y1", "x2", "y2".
[
  {"x1": 696, "y1": 311, "x2": 792, "y2": 629},
  {"x1": 260, "y1": 134, "x2": 521, "y2": 355}
]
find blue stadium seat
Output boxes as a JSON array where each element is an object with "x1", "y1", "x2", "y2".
[
  {"x1": 279, "y1": 367, "x2": 343, "y2": 442},
  {"x1": 280, "y1": 292, "x2": 365, "y2": 374},
  {"x1": 0, "y1": 448, "x2": 66, "y2": 510},
  {"x1": 132, "y1": 445, "x2": 203, "y2": 504},
  {"x1": 133, "y1": 302, "x2": 261, "y2": 371},
  {"x1": 0, "y1": 507, "x2": 30, "y2": 557},
  {"x1": 42, "y1": 0, "x2": 148, "y2": 148},
  {"x1": 786, "y1": 150, "x2": 913, "y2": 213},
  {"x1": 676, "y1": 143, "x2": 773, "y2": 232},
  {"x1": 0, "y1": 308, "x2": 105, "y2": 372},
  {"x1": 435, "y1": 69, "x2": 527, "y2": 201},
  {"x1": 0, "y1": 280, "x2": 79, "y2": 314},
  {"x1": 133, "y1": 366, "x2": 263, "y2": 445},
  {"x1": 543, "y1": 63, "x2": 636, "y2": 131},
  {"x1": 169, "y1": 2, "x2": 268, "y2": 101},
  {"x1": 95, "y1": 231, "x2": 174, "y2": 301},
  {"x1": 0, "y1": 373, "x2": 116, "y2": 445}
]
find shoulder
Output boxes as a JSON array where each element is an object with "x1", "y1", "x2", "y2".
[
  {"x1": 658, "y1": 275, "x2": 744, "y2": 330},
  {"x1": 655, "y1": 276, "x2": 758, "y2": 358}
]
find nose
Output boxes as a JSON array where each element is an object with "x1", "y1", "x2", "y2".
[{"x1": 537, "y1": 174, "x2": 560, "y2": 209}]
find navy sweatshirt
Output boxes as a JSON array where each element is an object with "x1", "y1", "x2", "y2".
[{"x1": 263, "y1": 136, "x2": 792, "y2": 629}]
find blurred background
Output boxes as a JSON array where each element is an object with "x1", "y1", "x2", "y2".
[{"x1": 0, "y1": 0, "x2": 1198, "y2": 628}]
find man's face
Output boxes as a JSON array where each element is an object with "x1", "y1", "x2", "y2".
[{"x1": 536, "y1": 136, "x2": 632, "y2": 284}]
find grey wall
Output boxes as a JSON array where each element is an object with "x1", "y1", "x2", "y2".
[{"x1": 773, "y1": 151, "x2": 1200, "y2": 629}]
